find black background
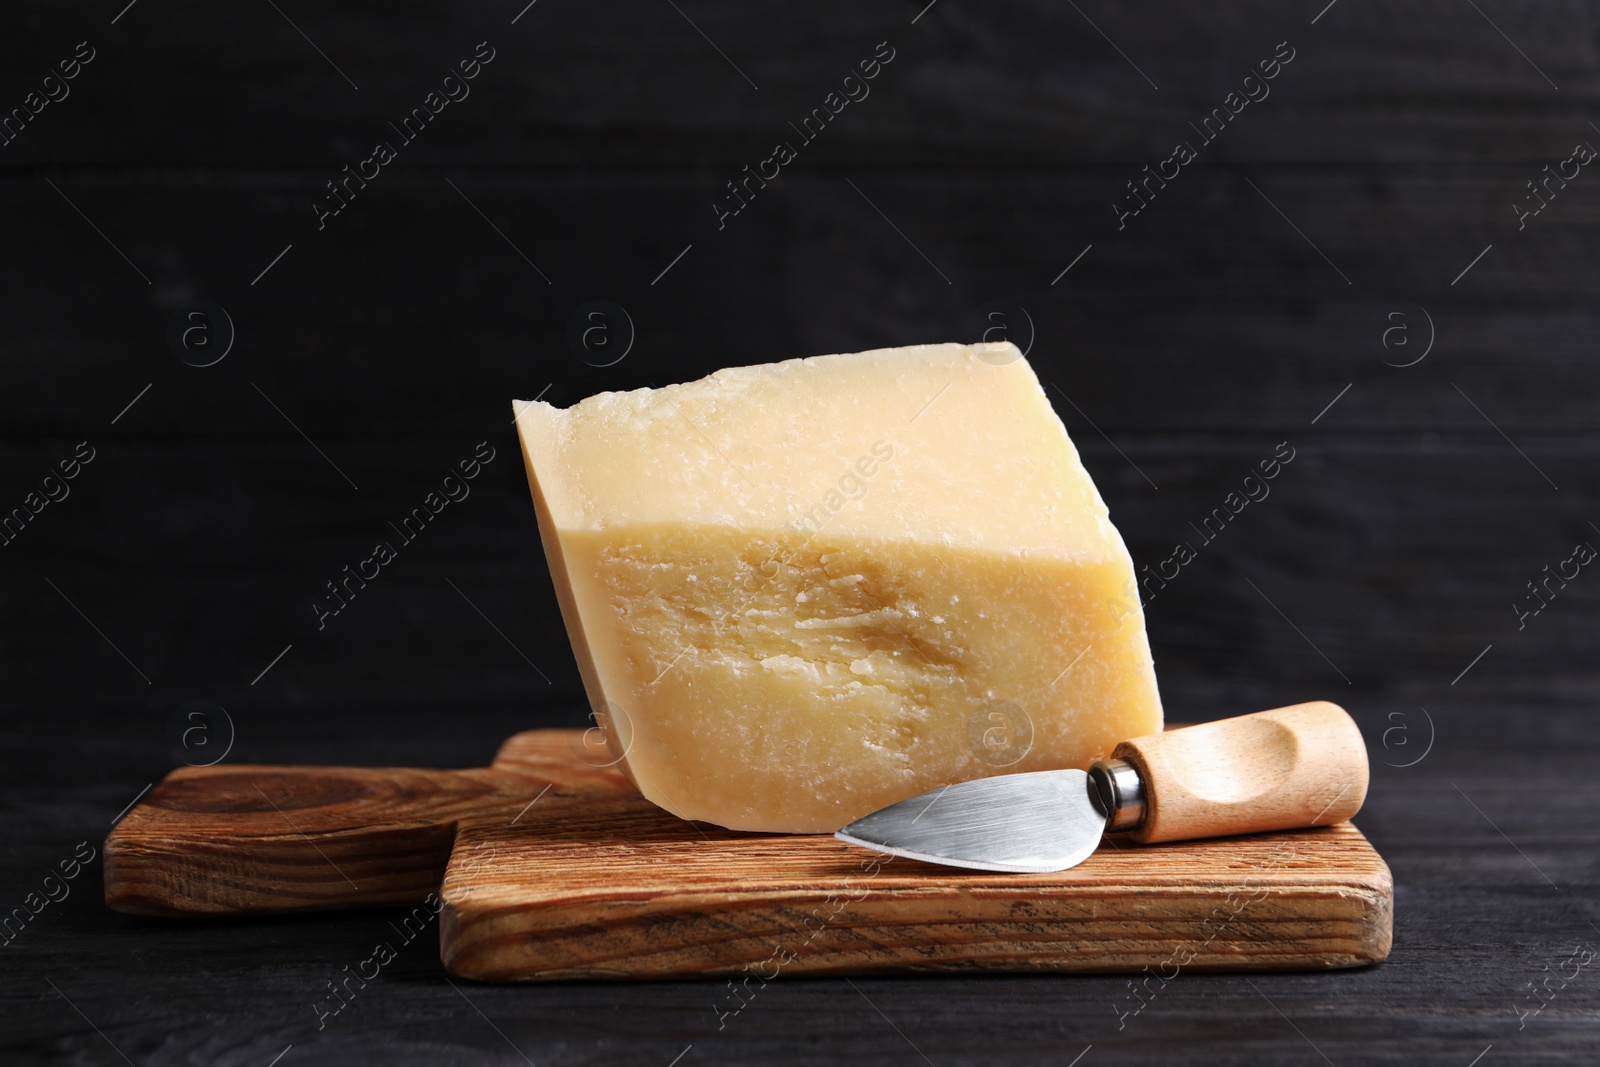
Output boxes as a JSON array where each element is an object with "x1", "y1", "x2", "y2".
[{"x1": 2, "y1": 1, "x2": 1597, "y2": 1064}]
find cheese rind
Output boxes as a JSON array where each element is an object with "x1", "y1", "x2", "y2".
[{"x1": 514, "y1": 342, "x2": 1162, "y2": 832}]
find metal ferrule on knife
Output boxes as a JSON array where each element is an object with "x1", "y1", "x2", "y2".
[{"x1": 1088, "y1": 758, "x2": 1146, "y2": 833}]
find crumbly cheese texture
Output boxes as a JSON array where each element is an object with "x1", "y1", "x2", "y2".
[{"x1": 513, "y1": 342, "x2": 1162, "y2": 832}]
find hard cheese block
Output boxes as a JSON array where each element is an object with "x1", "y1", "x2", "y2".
[{"x1": 513, "y1": 342, "x2": 1161, "y2": 832}]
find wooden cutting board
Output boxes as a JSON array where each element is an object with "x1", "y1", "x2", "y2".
[{"x1": 104, "y1": 729, "x2": 1393, "y2": 980}]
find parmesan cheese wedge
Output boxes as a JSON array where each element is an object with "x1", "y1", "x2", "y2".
[{"x1": 513, "y1": 342, "x2": 1161, "y2": 832}]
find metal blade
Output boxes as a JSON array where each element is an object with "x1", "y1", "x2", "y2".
[{"x1": 834, "y1": 769, "x2": 1109, "y2": 873}]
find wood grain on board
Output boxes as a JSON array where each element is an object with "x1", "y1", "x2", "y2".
[
  {"x1": 105, "y1": 729, "x2": 1392, "y2": 979},
  {"x1": 102, "y1": 730, "x2": 631, "y2": 915},
  {"x1": 441, "y1": 798, "x2": 1391, "y2": 981}
]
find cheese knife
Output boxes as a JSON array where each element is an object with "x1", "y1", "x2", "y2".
[{"x1": 835, "y1": 701, "x2": 1368, "y2": 873}]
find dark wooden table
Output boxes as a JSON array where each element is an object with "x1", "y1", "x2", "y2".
[{"x1": 2, "y1": 1, "x2": 1596, "y2": 1063}]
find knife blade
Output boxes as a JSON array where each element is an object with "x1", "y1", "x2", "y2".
[
  {"x1": 834, "y1": 768, "x2": 1110, "y2": 873},
  {"x1": 835, "y1": 701, "x2": 1369, "y2": 873}
]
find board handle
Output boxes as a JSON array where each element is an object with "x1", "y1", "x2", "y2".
[{"x1": 1107, "y1": 701, "x2": 1368, "y2": 844}]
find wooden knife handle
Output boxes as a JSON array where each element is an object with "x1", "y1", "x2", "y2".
[{"x1": 1111, "y1": 701, "x2": 1369, "y2": 844}]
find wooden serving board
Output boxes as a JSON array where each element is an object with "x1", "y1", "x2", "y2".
[{"x1": 105, "y1": 730, "x2": 1393, "y2": 980}]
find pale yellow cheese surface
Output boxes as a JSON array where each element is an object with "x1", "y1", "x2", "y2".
[{"x1": 514, "y1": 342, "x2": 1162, "y2": 832}]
